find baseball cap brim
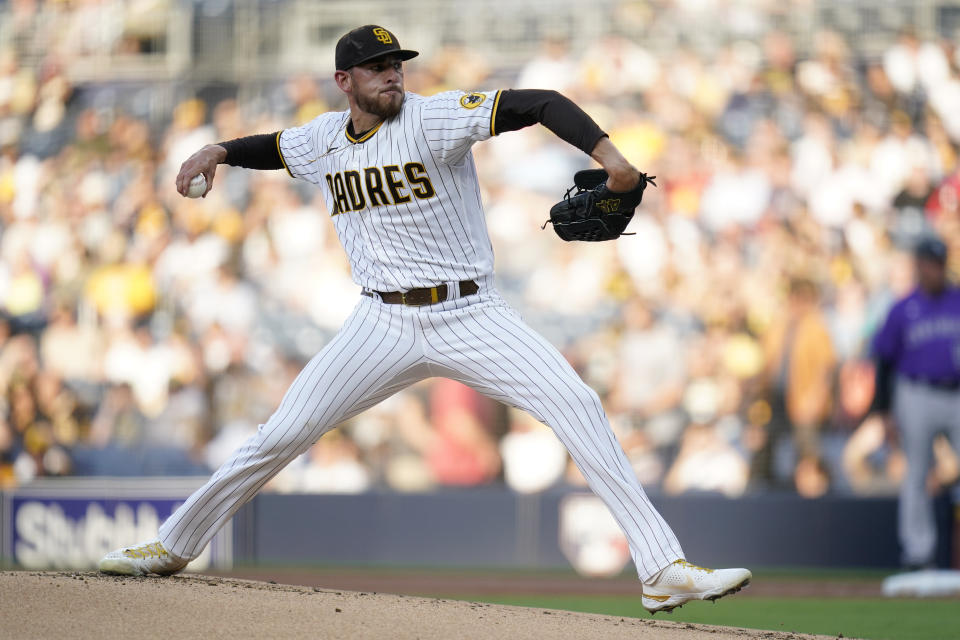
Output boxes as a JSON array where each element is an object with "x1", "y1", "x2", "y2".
[{"x1": 348, "y1": 49, "x2": 419, "y2": 69}]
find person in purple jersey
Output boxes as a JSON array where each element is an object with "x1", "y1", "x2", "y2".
[{"x1": 872, "y1": 235, "x2": 960, "y2": 570}]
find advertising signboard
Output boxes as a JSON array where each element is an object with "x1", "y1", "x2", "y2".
[{"x1": 1, "y1": 478, "x2": 231, "y2": 571}]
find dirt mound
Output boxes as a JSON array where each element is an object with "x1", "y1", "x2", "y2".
[{"x1": 0, "y1": 571, "x2": 830, "y2": 640}]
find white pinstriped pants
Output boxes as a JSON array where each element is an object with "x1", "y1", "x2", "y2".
[{"x1": 158, "y1": 286, "x2": 684, "y2": 580}]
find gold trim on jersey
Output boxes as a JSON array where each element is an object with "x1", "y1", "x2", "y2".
[
  {"x1": 276, "y1": 131, "x2": 294, "y2": 177},
  {"x1": 345, "y1": 120, "x2": 384, "y2": 144},
  {"x1": 490, "y1": 90, "x2": 502, "y2": 137}
]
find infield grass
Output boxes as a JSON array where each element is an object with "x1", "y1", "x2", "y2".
[{"x1": 458, "y1": 594, "x2": 960, "y2": 640}]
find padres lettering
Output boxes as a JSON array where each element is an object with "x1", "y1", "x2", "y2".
[
  {"x1": 324, "y1": 162, "x2": 436, "y2": 214},
  {"x1": 372, "y1": 27, "x2": 392, "y2": 44}
]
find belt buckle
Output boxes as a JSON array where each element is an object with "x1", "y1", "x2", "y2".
[
  {"x1": 401, "y1": 290, "x2": 425, "y2": 306},
  {"x1": 401, "y1": 286, "x2": 441, "y2": 306}
]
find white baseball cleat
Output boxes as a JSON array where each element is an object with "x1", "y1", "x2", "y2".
[
  {"x1": 642, "y1": 559, "x2": 751, "y2": 614},
  {"x1": 98, "y1": 539, "x2": 188, "y2": 577}
]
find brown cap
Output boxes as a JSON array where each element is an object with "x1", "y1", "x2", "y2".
[{"x1": 335, "y1": 25, "x2": 419, "y2": 71}]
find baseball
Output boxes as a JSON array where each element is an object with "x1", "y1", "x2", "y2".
[{"x1": 186, "y1": 174, "x2": 206, "y2": 198}]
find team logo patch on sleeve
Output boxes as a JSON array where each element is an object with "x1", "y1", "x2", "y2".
[{"x1": 459, "y1": 92, "x2": 487, "y2": 109}]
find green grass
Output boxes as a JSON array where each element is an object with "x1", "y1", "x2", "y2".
[
  {"x1": 455, "y1": 594, "x2": 960, "y2": 640},
  {"x1": 745, "y1": 566, "x2": 894, "y2": 581}
]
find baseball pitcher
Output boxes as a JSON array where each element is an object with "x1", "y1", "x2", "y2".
[{"x1": 99, "y1": 25, "x2": 751, "y2": 614}]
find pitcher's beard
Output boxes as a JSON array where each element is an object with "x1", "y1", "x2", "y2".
[{"x1": 357, "y1": 90, "x2": 403, "y2": 119}]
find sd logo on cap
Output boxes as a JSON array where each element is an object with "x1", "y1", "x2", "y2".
[{"x1": 336, "y1": 25, "x2": 419, "y2": 71}]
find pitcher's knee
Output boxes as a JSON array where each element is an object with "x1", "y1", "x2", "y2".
[
  {"x1": 570, "y1": 382, "x2": 604, "y2": 411},
  {"x1": 254, "y1": 417, "x2": 330, "y2": 462},
  {"x1": 538, "y1": 382, "x2": 605, "y2": 423}
]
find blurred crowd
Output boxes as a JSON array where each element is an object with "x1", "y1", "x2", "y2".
[{"x1": 2, "y1": 1, "x2": 960, "y2": 500}]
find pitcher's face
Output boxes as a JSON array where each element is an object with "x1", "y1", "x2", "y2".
[{"x1": 339, "y1": 55, "x2": 405, "y2": 119}]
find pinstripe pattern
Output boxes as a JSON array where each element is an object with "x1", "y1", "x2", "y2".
[
  {"x1": 275, "y1": 92, "x2": 496, "y2": 292},
  {"x1": 154, "y1": 89, "x2": 684, "y2": 582},
  {"x1": 157, "y1": 287, "x2": 682, "y2": 580},
  {"x1": 416, "y1": 293, "x2": 684, "y2": 578},
  {"x1": 158, "y1": 298, "x2": 430, "y2": 559}
]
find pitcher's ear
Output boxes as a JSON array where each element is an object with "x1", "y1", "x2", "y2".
[{"x1": 334, "y1": 69, "x2": 353, "y2": 94}]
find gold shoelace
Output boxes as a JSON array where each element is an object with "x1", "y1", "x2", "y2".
[
  {"x1": 122, "y1": 542, "x2": 169, "y2": 559},
  {"x1": 674, "y1": 559, "x2": 714, "y2": 573}
]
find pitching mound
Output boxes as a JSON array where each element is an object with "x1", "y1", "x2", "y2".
[{"x1": 1, "y1": 571, "x2": 829, "y2": 639}]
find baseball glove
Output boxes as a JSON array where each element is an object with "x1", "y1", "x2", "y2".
[{"x1": 544, "y1": 169, "x2": 656, "y2": 242}]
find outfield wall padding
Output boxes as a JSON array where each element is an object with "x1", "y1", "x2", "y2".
[{"x1": 233, "y1": 489, "x2": 955, "y2": 570}]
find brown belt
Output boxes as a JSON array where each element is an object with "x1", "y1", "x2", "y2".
[{"x1": 363, "y1": 279, "x2": 479, "y2": 306}]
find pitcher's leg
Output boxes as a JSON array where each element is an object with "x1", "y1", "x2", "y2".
[
  {"x1": 422, "y1": 303, "x2": 683, "y2": 580},
  {"x1": 160, "y1": 300, "x2": 424, "y2": 560}
]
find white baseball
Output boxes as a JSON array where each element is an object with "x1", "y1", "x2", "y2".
[{"x1": 186, "y1": 174, "x2": 207, "y2": 198}]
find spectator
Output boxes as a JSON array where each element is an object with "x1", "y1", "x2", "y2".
[
  {"x1": 759, "y1": 279, "x2": 837, "y2": 483},
  {"x1": 273, "y1": 431, "x2": 372, "y2": 494},
  {"x1": 794, "y1": 455, "x2": 831, "y2": 498},
  {"x1": 425, "y1": 379, "x2": 501, "y2": 487},
  {"x1": 608, "y1": 299, "x2": 686, "y2": 446},
  {"x1": 500, "y1": 409, "x2": 567, "y2": 493},
  {"x1": 663, "y1": 423, "x2": 749, "y2": 497}
]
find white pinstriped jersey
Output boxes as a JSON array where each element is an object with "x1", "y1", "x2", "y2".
[{"x1": 277, "y1": 90, "x2": 502, "y2": 292}]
